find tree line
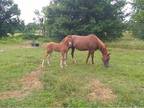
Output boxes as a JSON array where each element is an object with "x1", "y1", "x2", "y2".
[{"x1": 0, "y1": 0, "x2": 144, "y2": 40}]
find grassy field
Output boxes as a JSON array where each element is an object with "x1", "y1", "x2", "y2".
[{"x1": 0, "y1": 34, "x2": 144, "y2": 107}]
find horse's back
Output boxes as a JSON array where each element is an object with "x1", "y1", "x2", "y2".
[{"x1": 70, "y1": 35, "x2": 99, "y2": 50}]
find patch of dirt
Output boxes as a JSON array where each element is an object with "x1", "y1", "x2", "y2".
[
  {"x1": 87, "y1": 79, "x2": 116, "y2": 103},
  {"x1": 0, "y1": 66, "x2": 43, "y2": 100}
]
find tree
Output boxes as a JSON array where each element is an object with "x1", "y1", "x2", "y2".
[
  {"x1": 131, "y1": 0, "x2": 144, "y2": 39},
  {"x1": 34, "y1": 9, "x2": 45, "y2": 36},
  {"x1": 25, "y1": 23, "x2": 39, "y2": 33},
  {"x1": 0, "y1": 0, "x2": 20, "y2": 37},
  {"x1": 43, "y1": 0, "x2": 126, "y2": 40},
  {"x1": 23, "y1": 22, "x2": 40, "y2": 40}
]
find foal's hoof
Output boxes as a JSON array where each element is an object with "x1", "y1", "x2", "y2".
[
  {"x1": 64, "y1": 64, "x2": 68, "y2": 66},
  {"x1": 60, "y1": 65, "x2": 64, "y2": 69},
  {"x1": 47, "y1": 64, "x2": 51, "y2": 66},
  {"x1": 60, "y1": 66, "x2": 64, "y2": 69}
]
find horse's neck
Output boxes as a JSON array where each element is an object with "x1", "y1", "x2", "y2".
[
  {"x1": 97, "y1": 42, "x2": 107, "y2": 56},
  {"x1": 95, "y1": 37, "x2": 107, "y2": 56},
  {"x1": 99, "y1": 47, "x2": 108, "y2": 57}
]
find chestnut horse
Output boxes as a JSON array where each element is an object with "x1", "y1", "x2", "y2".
[
  {"x1": 42, "y1": 36, "x2": 72, "y2": 68},
  {"x1": 66, "y1": 34, "x2": 110, "y2": 67}
]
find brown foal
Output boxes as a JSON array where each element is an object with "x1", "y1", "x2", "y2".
[{"x1": 42, "y1": 36, "x2": 72, "y2": 68}]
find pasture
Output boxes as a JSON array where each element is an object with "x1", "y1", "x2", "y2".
[{"x1": 0, "y1": 34, "x2": 144, "y2": 107}]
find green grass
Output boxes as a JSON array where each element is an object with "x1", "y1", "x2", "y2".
[
  {"x1": 107, "y1": 32, "x2": 144, "y2": 50},
  {"x1": 0, "y1": 46, "x2": 43, "y2": 92},
  {"x1": 0, "y1": 34, "x2": 144, "y2": 107}
]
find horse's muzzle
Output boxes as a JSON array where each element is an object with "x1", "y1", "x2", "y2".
[{"x1": 104, "y1": 62, "x2": 109, "y2": 67}]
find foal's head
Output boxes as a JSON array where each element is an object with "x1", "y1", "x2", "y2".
[{"x1": 62, "y1": 36, "x2": 72, "y2": 47}]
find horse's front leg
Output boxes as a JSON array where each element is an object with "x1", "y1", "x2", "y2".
[
  {"x1": 71, "y1": 48, "x2": 77, "y2": 64},
  {"x1": 86, "y1": 51, "x2": 91, "y2": 64}
]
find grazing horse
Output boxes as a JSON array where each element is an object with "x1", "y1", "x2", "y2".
[
  {"x1": 66, "y1": 34, "x2": 110, "y2": 67},
  {"x1": 42, "y1": 36, "x2": 72, "y2": 68}
]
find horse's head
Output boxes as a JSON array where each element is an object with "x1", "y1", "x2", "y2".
[
  {"x1": 62, "y1": 35, "x2": 73, "y2": 47},
  {"x1": 102, "y1": 52, "x2": 110, "y2": 67},
  {"x1": 101, "y1": 47, "x2": 110, "y2": 67}
]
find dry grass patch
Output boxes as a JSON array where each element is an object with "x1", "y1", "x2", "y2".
[
  {"x1": 0, "y1": 66, "x2": 43, "y2": 100},
  {"x1": 87, "y1": 79, "x2": 116, "y2": 103}
]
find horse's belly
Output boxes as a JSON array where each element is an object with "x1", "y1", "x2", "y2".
[
  {"x1": 74, "y1": 43, "x2": 96, "y2": 51},
  {"x1": 76, "y1": 47, "x2": 89, "y2": 51},
  {"x1": 75, "y1": 45, "x2": 90, "y2": 51}
]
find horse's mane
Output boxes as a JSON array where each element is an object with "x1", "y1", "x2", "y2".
[
  {"x1": 90, "y1": 34, "x2": 108, "y2": 55},
  {"x1": 61, "y1": 35, "x2": 72, "y2": 43}
]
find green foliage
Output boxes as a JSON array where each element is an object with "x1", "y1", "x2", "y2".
[
  {"x1": 0, "y1": 33, "x2": 24, "y2": 44},
  {"x1": 24, "y1": 23, "x2": 39, "y2": 33},
  {"x1": 131, "y1": 0, "x2": 144, "y2": 39},
  {"x1": 43, "y1": 0, "x2": 126, "y2": 40},
  {"x1": 0, "y1": 0, "x2": 20, "y2": 37},
  {"x1": 23, "y1": 23, "x2": 42, "y2": 40}
]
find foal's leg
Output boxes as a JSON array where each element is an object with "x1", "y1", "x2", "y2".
[
  {"x1": 71, "y1": 48, "x2": 77, "y2": 64},
  {"x1": 60, "y1": 53, "x2": 65, "y2": 68},
  {"x1": 86, "y1": 51, "x2": 91, "y2": 64},
  {"x1": 42, "y1": 59, "x2": 45, "y2": 68},
  {"x1": 64, "y1": 52, "x2": 68, "y2": 66},
  {"x1": 47, "y1": 53, "x2": 51, "y2": 65},
  {"x1": 42, "y1": 50, "x2": 48, "y2": 67}
]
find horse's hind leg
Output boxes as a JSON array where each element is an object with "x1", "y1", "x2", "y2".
[
  {"x1": 71, "y1": 48, "x2": 77, "y2": 64},
  {"x1": 91, "y1": 51, "x2": 95, "y2": 64},
  {"x1": 86, "y1": 51, "x2": 91, "y2": 64}
]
